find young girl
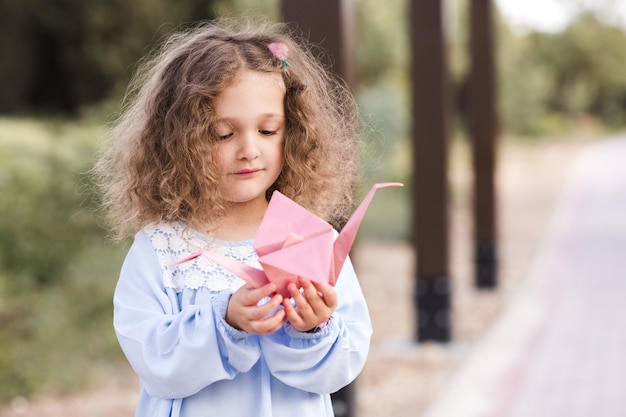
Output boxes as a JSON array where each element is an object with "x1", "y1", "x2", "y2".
[{"x1": 94, "y1": 19, "x2": 371, "y2": 417}]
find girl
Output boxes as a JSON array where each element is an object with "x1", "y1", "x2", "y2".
[{"x1": 94, "y1": 19, "x2": 371, "y2": 417}]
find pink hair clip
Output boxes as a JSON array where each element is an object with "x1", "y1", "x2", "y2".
[{"x1": 268, "y1": 42, "x2": 290, "y2": 68}]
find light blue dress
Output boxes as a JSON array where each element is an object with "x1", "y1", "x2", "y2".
[{"x1": 114, "y1": 222, "x2": 372, "y2": 417}]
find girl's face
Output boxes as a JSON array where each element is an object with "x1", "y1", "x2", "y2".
[{"x1": 213, "y1": 70, "x2": 286, "y2": 210}]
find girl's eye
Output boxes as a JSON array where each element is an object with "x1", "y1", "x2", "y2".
[
  {"x1": 218, "y1": 133, "x2": 233, "y2": 140},
  {"x1": 259, "y1": 130, "x2": 277, "y2": 136}
]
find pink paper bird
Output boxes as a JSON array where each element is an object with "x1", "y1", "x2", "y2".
[{"x1": 174, "y1": 182, "x2": 403, "y2": 297}]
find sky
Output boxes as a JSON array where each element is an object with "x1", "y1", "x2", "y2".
[{"x1": 495, "y1": 0, "x2": 626, "y2": 32}]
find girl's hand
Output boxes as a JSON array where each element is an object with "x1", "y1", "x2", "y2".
[
  {"x1": 226, "y1": 283, "x2": 286, "y2": 335},
  {"x1": 283, "y1": 278, "x2": 337, "y2": 333}
]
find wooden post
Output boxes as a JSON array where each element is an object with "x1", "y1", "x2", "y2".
[
  {"x1": 410, "y1": 0, "x2": 452, "y2": 342},
  {"x1": 469, "y1": 0, "x2": 498, "y2": 288},
  {"x1": 280, "y1": 1, "x2": 356, "y2": 415},
  {"x1": 281, "y1": 0, "x2": 355, "y2": 89}
]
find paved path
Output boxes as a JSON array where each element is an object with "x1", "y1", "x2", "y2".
[{"x1": 423, "y1": 135, "x2": 626, "y2": 417}]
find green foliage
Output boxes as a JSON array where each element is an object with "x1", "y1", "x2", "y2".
[
  {"x1": 354, "y1": 0, "x2": 409, "y2": 87},
  {"x1": 357, "y1": 83, "x2": 409, "y2": 181},
  {"x1": 0, "y1": 119, "x2": 102, "y2": 288},
  {"x1": 0, "y1": 251, "x2": 124, "y2": 402},
  {"x1": 496, "y1": 23, "x2": 555, "y2": 136},
  {"x1": 448, "y1": 1, "x2": 626, "y2": 137},
  {"x1": 0, "y1": 0, "x2": 218, "y2": 114},
  {"x1": 0, "y1": 117, "x2": 127, "y2": 404},
  {"x1": 497, "y1": 10, "x2": 626, "y2": 135},
  {"x1": 356, "y1": 83, "x2": 411, "y2": 242},
  {"x1": 531, "y1": 13, "x2": 626, "y2": 127}
]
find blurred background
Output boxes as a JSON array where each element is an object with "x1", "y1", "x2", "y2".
[{"x1": 1, "y1": 0, "x2": 626, "y2": 415}]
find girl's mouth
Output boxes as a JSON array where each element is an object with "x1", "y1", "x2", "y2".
[{"x1": 234, "y1": 168, "x2": 261, "y2": 177}]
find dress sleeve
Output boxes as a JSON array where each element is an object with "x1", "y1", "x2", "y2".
[
  {"x1": 113, "y1": 232, "x2": 261, "y2": 399},
  {"x1": 258, "y1": 256, "x2": 372, "y2": 394}
]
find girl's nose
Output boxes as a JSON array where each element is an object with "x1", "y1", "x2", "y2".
[{"x1": 237, "y1": 132, "x2": 260, "y2": 160}]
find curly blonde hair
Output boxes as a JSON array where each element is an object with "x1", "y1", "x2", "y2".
[{"x1": 94, "y1": 19, "x2": 360, "y2": 240}]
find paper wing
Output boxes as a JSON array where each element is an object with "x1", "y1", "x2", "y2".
[
  {"x1": 331, "y1": 182, "x2": 404, "y2": 284},
  {"x1": 172, "y1": 250, "x2": 270, "y2": 288}
]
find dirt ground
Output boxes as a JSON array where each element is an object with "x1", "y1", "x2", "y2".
[{"x1": 0, "y1": 138, "x2": 591, "y2": 417}]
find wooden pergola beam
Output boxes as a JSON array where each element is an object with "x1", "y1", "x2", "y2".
[
  {"x1": 410, "y1": 0, "x2": 452, "y2": 343},
  {"x1": 281, "y1": 0, "x2": 355, "y2": 89},
  {"x1": 469, "y1": 0, "x2": 498, "y2": 288}
]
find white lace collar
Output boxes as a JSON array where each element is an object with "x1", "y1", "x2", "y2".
[{"x1": 144, "y1": 222, "x2": 261, "y2": 293}]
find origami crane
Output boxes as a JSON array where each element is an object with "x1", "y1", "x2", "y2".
[{"x1": 174, "y1": 182, "x2": 403, "y2": 297}]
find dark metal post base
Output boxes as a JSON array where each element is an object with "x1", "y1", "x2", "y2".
[
  {"x1": 415, "y1": 276, "x2": 451, "y2": 343},
  {"x1": 475, "y1": 241, "x2": 497, "y2": 289}
]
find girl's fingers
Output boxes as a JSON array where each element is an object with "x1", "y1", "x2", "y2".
[
  {"x1": 254, "y1": 294, "x2": 283, "y2": 319},
  {"x1": 311, "y1": 281, "x2": 337, "y2": 309},
  {"x1": 251, "y1": 308, "x2": 286, "y2": 334},
  {"x1": 282, "y1": 298, "x2": 304, "y2": 328},
  {"x1": 244, "y1": 283, "x2": 277, "y2": 304},
  {"x1": 228, "y1": 283, "x2": 285, "y2": 333},
  {"x1": 286, "y1": 282, "x2": 310, "y2": 312},
  {"x1": 299, "y1": 279, "x2": 335, "y2": 314},
  {"x1": 283, "y1": 279, "x2": 337, "y2": 332}
]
